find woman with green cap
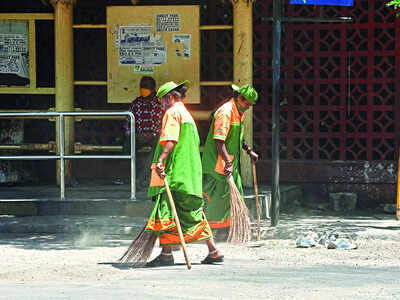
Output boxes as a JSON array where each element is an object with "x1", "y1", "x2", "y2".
[
  {"x1": 202, "y1": 84, "x2": 259, "y2": 239},
  {"x1": 120, "y1": 80, "x2": 223, "y2": 267}
]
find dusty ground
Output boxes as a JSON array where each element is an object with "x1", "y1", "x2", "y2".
[{"x1": 0, "y1": 211, "x2": 400, "y2": 299}]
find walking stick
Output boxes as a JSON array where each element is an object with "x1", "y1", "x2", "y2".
[
  {"x1": 252, "y1": 162, "x2": 261, "y2": 241},
  {"x1": 164, "y1": 178, "x2": 192, "y2": 270}
]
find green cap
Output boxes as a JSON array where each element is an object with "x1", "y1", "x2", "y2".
[
  {"x1": 156, "y1": 80, "x2": 190, "y2": 100},
  {"x1": 231, "y1": 84, "x2": 258, "y2": 104}
]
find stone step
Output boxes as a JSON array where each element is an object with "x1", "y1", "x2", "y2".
[
  {"x1": 0, "y1": 215, "x2": 147, "y2": 235},
  {"x1": 0, "y1": 199, "x2": 154, "y2": 217},
  {"x1": 0, "y1": 183, "x2": 303, "y2": 218}
]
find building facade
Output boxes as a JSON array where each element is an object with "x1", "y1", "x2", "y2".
[{"x1": 0, "y1": 0, "x2": 398, "y2": 207}]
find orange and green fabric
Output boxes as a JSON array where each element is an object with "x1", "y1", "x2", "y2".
[
  {"x1": 202, "y1": 98, "x2": 245, "y2": 229},
  {"x1": 145, "y1": 102, "x2": 212, "y2": 246}
]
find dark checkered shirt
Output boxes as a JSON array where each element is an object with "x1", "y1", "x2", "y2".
[{"x1": 123, "y1": 95, "x2": 164, "y2": 136}]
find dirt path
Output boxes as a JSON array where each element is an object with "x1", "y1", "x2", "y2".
[{"x1": 0, "y1": 212, "x2": 399, "y2": 299}]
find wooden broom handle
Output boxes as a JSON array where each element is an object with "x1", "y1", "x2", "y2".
[
  {"x1": 252, "y1": 162, "x2": 261, "y2": 241},
  {"x1": 164, "y1": 178, "x2": 192, "y2": 270}
]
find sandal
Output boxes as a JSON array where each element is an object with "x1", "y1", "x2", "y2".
[
  {"x1": 146, "y1": 255, "x2": 174, "y2": 268},
  {"x1": 201, "y1": 255, "x2": 224, "y2": 264}
]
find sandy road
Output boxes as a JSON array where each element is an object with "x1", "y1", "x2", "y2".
[{"x1": 0, "y1": 213, "x2": 399, "y2": 299}]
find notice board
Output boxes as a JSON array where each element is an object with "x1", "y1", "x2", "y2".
[
  {"x1": 0, "y1": 20, "x2": 30, "y2": 86},
  {"x1": 106, "y1": 5, "x2": 200, "y2": 103}
]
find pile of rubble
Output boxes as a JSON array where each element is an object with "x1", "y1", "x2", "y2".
[{"x1": 295, "y1": 231, "x2": 358, "y2": 250}]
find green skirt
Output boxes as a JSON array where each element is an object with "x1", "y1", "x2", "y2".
[
  {"x1": 203, "y1": 173, "x2": 244, "y2": 229},
  {"x1": 145, "y1": 191, "x2": 212, "y2": 246}
]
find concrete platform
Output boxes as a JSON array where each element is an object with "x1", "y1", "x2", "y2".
[
  {"x1": 0, "y1": 182, "x2": 303, "y2": 218},
  {"x1": 0, "y1": 183, "x2": 151, "y2": 216},
  {"x1": 0, "y1": 215, "x2": 147, "y2": 235}
]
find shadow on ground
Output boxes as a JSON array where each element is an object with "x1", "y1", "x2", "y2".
[
  {"x1": 1, "y1": 209, "x2": 399, "y2": 252},
  {"x1": 0, "y1": 232, "x2": 134, "y2": 251},
  {"x1": 259, "y1": 211, "x2": 400, "y2": 241}
]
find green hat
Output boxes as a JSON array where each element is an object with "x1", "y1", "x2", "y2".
[
  {"x1": 156, "y1": 80, "x2": 190, "y2": 100},
  {"x1": 231, "y1": 84, "x2": 258, "y2": 104}
]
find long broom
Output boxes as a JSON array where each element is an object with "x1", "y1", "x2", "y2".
[
  {"x1": 118, "y1": 168, "x2": 158, "y2": 266},
  {"x1": 118, "y1": 178, "x2": 191, "y2": 269},
  {"x1": 118, "y1": 225, "x2": 157, "y2": 267},
  {"x1": 227, "y1": 175, "x2": 252, "y2": 244}
]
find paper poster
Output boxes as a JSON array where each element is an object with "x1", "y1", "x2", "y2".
[
  {"x1": 113, "y1": 24, "x2": 120, "y2": 48},
  {"x1": 155, "y1": 13, "x2": 180, "y2": 32},
  {"x1": 119, "y1": 48, "x2": 143, "y2": 65},
  {"x1": 0, "y1": 33, "x2": 29, "y2": 78},
  {"x1": 172, "y1": 34, "x2": 191, "y2": 58},
  {"x1": 119, "y1": 25, "x2": 152, "y2": 49},
  {"x1": 133, "y1": 65, "x2": 154, "y2": 74},
  {"x1": 117, "y1": 25, "x2": 167, "y2": 66}
]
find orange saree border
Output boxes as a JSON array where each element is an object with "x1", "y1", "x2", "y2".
[
  {"x1": 208, "y1": 218, "x2": 230, "y2": 229},
  {"x1": 145, "y1": 217, "x2": 176, "y2": 232},
  {"x1": 159, "y1": 220, "x2": 212, "y2": 245}
]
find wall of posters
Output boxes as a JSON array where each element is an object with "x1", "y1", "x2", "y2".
[{"x1": 107, "y1": 6, "x2": 200, "y2": 103}]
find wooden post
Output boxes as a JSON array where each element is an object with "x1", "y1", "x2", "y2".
[
  {"x1": 232, "y1": 0, "x2": 254, "y2": 188},
  {"x1": 51, "y1": 0, "x2": 74, "y2": 184},
  {"x1": 271, "y1": 0, "x2": 282, "y2": 227}
]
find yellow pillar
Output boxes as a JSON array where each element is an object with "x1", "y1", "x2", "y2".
[
  {"x1": 52, "y1": 0, "x2": 74, "y2": 184},
  {"x1": 232, "y1": 0, "x2": 254, "y2": 187}
]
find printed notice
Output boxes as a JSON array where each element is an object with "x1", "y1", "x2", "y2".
[
  {"x1": 133, "y1": 65, "x2": 154, "y2": 74},
  {"x1": 0, "y1": 34, "x2": 29, "y2": 78},
  {"x1": 155, "y1": 13, "x2": 180, "y2": 32},
  {"x1": 117, "y1": 25, "x2": 167, "y2": 66},
  {"x1": 119, "y1": 48, "x2": 143, "y2": 65},
  {"x1": 119, "y1": 25, "x2": 152, "y2": 49},
  {"x1": 172, "y1": 34, "x2": 191, "y2": 58}
]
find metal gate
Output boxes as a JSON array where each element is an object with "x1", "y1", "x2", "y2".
[{"x1": 0, "y1": 111, "x2": 136, "y2": 201}]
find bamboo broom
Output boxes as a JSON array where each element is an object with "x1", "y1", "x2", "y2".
[
  {"x1": 118, "y1": 225, "x2": 157, "y2": 267},
  {"x1": 227, "y1": 175, "x2": 252, "y2": 244},
  {"x1": 119, "y1": 179, "x2": 192, "y2": 269}
]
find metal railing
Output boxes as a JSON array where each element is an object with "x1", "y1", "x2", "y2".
[{"x1": 0, "y1": 111, "x2": 136, "y2": 201}]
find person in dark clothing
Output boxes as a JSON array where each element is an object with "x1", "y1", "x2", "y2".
[{"x1": 122, "y1": 76, "x2": 164, "y2": 190}]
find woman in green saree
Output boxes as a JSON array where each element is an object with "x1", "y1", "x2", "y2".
[
  {"x1": 202, "y1": 84, "x2": 259, "y2": 239},
  {"x1": 130, "y1": 80, "x2": 223, "y2": 267}
]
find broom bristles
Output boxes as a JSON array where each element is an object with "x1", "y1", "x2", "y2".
[
  {"x1": 118, "y1": 225, "x2": 157, "y2": 267},
  {"x1": 227, "y1": 176, "x2": 252, "y2": 244}
]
